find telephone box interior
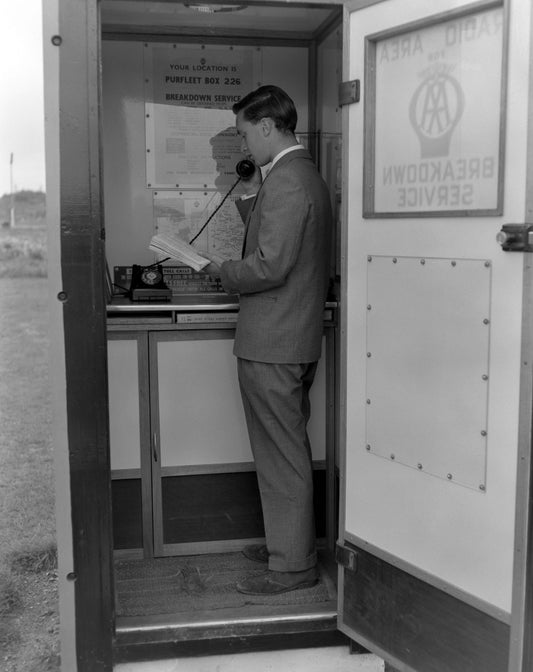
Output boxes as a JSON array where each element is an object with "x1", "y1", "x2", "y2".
[{"x1": 100, "y1": 0, "x2": 345, "y2": 657}]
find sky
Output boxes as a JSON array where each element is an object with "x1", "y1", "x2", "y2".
[{"x1": 1, "y1": 1, "x2": 45, "y2": 197}]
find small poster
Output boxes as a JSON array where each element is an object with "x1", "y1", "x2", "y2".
[
  {"x1": 365, "y1": 6, "x2": 505, "y2": 216},
  {"x1": 145, "y1": 44, "x2": 262, "y2": 189}
]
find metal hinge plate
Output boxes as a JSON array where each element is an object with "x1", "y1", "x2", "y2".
[
  {"x1": 338, "y1": 80, "x2": 360, "y2": 106},
  {"x1": 336, "y1": 542, "x2": 358, "y2": 572}
]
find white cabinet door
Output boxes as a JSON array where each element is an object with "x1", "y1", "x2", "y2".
[{"x1": 338, "y1": 1, "x2": 533, "y2": 670}]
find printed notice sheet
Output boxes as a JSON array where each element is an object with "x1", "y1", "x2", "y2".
[{"x1": 144, "y1": 43, "x2": 262, "y2": 188}]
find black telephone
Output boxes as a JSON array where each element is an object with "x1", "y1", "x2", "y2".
[{"x1": 129, "y1": 263, "x2": 172, "y2": 302}]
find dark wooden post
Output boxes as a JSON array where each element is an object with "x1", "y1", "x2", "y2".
[{"x1": 58, "y1": 0, "x2": 114, "y2": 668}]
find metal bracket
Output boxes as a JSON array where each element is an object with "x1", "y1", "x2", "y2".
[
  {"x1": 338, "y1": 80, "x2": 360, "y2": 107},
  {"x1": 336, "y1": 542, "x2": 358, "y2": 572},
  {"x1": 496, "y1": 224, "x2": 533, "y2": 252}
]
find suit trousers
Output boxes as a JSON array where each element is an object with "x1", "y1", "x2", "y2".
[{"x1": 237, "y1": 357, "x2": 318, "y2": 572}]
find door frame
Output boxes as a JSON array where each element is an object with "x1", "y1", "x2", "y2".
[
  {"x1": 507, "y1": 255, "x2": 533, "y2": 671},
  {"x1": 45, "y1": 0, "x2": 115, "y2": 670}
]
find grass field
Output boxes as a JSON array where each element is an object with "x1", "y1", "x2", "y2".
[
  {"x1": 0, "y1": 228, "x2": 59, "y2": 671},
  {"x1": 0, "y1": 227, "x2": 47, "y2": 278}
]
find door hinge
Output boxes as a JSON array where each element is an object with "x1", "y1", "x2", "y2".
[
  {"x1": 338, "y1": 80, "x2": 360, "y2": 107},
  {"x1": 336, "y1": 542, "x2": 358, "y2": 572}
]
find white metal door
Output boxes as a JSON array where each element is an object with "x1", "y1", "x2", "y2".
[{"x1": 338, "y1": 0, "x2": 532, "y2": 670}]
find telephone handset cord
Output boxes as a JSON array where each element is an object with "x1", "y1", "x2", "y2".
[{"x1": 189, "y1": 177, "x2": 242, "y2": 246}]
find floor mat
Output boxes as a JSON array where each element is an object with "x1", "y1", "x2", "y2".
[{"x1": 115, "y1": 551, "x2": 335, "y2": 616}]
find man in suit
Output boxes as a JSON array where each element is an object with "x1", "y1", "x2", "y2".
[{"x1": 202, "y1": 85, "x2": 332, "y2": 595}]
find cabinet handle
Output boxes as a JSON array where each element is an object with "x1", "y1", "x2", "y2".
[{"x1": 153, "y1": 432, "x2": 158, "y2": 463}]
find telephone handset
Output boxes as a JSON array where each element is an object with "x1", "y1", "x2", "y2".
[{"x1": 236, "y1": 159, "x2": 256, "y2": 180}]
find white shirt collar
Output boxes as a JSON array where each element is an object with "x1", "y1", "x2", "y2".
[{"x1": 271, "y1": 143, "x2": 303, "y2": 168}]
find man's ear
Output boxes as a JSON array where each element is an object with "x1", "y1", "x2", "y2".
[{"x1": 260, "y1": 117, "x2": 274, "y2": 136}]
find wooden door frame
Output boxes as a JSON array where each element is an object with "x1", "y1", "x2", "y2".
[
  {"x1": 507, "y1": 3, "x2": 533, "y2": 662},
  {"x1": 54, "y1": 0, "x2": 114, "y2": 669},
  {"x1": 508, "y1": 255, "x2": 533, "y2": 671}
]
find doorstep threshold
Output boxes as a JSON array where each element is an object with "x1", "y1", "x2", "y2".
[
  {"x1": 114, "y1": 604, "x2": 345, "y2": 664},
  {"x1": 117, "y1": 604, "x2": 338, "y2": 634},
  {"x1": 115, "y1": 601, "x2": 338, "y2": 647}
]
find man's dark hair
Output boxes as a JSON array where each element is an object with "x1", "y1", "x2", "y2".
[{"x1": 232, "y1": 85, "x2": 297, "y2": 133}]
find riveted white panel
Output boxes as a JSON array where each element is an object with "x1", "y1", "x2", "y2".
[{"x1": 365, "y1": 255, "x2": 491, "y2": 490}]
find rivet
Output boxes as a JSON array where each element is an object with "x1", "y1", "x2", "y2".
[
  {"x1": 390, "y1": 454, "x2": 395, "y2": 460},
  {"x1": 51, "y1": 35, "x2": 62, "y2": 46},
  {"x1": 451, "y1": 260, "x2": 456, "y2": 267},
  {"x1": 367, "y1": 256, "x2": 373, "y2": 262},
  {"x1": 366, "y1": 399, "x2": 371, "y2": 405},
  {"x1": 447, "y1": 473, "x2": 453, "y2": 480},
  {"x1": 366, "y1": 445, "x2": 371, "y2": 451},
  {"x1": 420, "y1": 259, "x2": 426, "y2": 265},
  {"x1": 479, "y1": 484, "x2": 486, "y2": 491},
  {"x1": 485, "y1": 261, "x2": 491, "y2": 268},
  {"x1": 367, "y1": 304, "x2": 372, "y2": 310},
  {"x1": 392, "y1": 257, "x2": 397, "y2": 263},
  {"x1": 367, "y1": 352, "x2": 372, "y2": 358},
  {"x1": 66, "y1": 572, "x2": 77, "y2": 582},
  {"x1": 483, "y1": 318, "x2": 490, "y2": 325},
  {"x1": 481, "y1": 430, "x2": 487, "y2": 436},
  {"x1": 482, "y1": 374, "x2": 488, "y2": 381},
  {"x1": 57, "y1": 291, "x2": 68, "y2": 302},
  {"x1": 417, "y1": 463, "x2": 423, "y2": 470}
]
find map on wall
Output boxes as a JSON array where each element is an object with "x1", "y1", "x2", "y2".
[
  {"x1": 153, "y1": 190, "x2": 244, "y2": 262},
  {"x1": 144, "y1": 43, "x2": 263, "y2": 189}
]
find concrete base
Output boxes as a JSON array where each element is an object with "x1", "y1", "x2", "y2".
[{"x1": 114, "y1": 647, "x2": 385, "y2": 672}]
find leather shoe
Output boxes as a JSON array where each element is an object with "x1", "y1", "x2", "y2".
[
  {"x1": 242, "y1": 544, "x2": 269, "y2": 563},
  {"x1": 236, "y1": 567, "x2": 319, "y2": 595}
]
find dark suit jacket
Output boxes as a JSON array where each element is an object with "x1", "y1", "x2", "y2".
[{"x1": 219, "y1": 147, "x2": 332, "y2": 363}]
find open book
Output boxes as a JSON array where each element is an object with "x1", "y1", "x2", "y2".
[{"x1": 149, "y1": 232, "x2": 210, "y2": 272}]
